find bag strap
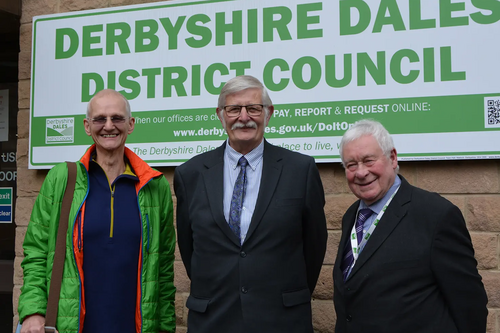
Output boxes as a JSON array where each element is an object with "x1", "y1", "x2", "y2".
[{"x1": 45, "y1": 162, "x2": 77, "y2": 329}]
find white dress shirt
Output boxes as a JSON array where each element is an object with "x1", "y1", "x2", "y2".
[{"x1": 223, "y1": 139, "x2": 264, "y2": 244}]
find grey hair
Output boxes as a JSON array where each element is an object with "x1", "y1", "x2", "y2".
[
  {"x1": 86, "y1": 89, "x2": 131, "y2": 118},
  {"x1": 339, "y1": 119, "x2": 399, "y2": 172},
  {"x1": 217, "y1": 75, "x2": 272, "y2": 120}
]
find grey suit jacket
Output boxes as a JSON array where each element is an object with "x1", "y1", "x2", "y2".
[
  {"x1": 333, "y1": 176, "x2": 487, "y2": 333},
  {"x1": 174, "y1": 140, "x2": 327, "y2": 333}
]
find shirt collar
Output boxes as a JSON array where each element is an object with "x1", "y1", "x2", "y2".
[
  {"x1": 359, "y1": 174, "x2": 401, "y2": 214},
  {"x1": 224, "y1": 139, "x2": 264, "y2": 171}
]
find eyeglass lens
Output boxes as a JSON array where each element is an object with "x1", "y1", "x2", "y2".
[{"x1": 91, "y1": 116, "x2": 127, "y2": 124}]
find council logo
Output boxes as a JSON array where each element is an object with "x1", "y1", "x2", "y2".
[{"x1": 46, "y1": 117, "x2": 74, "y2": 144}]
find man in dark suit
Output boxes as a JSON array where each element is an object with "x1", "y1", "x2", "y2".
[
  {"x1": 333, "y1": 119, "x2": 488, "y2": 333},
  {"x1": 174, "y1": 75, "x2": 327, "y2": 333}
]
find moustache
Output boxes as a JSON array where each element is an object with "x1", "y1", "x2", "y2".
[{"x1": 231, "y1": 121, "x2": 258, "y2": 130}]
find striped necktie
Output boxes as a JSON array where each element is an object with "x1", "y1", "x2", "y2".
[{"x1": 340, "y1": 208, "x2": 373, "y2": 281}]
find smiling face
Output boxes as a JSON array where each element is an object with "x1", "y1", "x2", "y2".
[
  {"x1": 342, "y1": 135, "x2": 398, "y2": 205},
  {"x1": 217, "y1": 88, "x2": 273, "y2": 155},
  {"x1": 84, "y1": 91, "x2": 135, "y2": 155}
]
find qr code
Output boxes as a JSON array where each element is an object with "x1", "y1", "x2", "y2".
[{"x1": 485, "y1": 97, "x2": 500, "y2": 128}]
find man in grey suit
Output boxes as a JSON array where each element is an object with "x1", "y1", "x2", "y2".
[
  {"x1": 174, "y1": 75, "x2": 327, "y2": 333},
  {"x1": 333, "y1": 119, "x2": 487, "y2": 333}
]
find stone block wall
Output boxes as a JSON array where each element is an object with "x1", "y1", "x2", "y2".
[{"x1": 13, "y1": 1, "x2": 500, "y2": 332}]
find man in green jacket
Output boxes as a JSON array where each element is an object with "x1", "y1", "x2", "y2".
[{"x1": 18, "y1": 89, "x2": 176, "y2": 333}]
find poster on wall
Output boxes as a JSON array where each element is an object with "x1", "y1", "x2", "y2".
[
  {"x1": 0, "y1": 90, "x2": 8, "y2": 142},
  {"x1": 29, "y1": 0, "x2": 500, "y2": 168}
]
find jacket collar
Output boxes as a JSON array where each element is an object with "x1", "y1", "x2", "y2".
[
  {"x1": 201, "y1": 139, "x2": 285, "y2": 246},
  {"x1": 340, "y1": 175, "x2": 412, "y2": 282},
  {"x1": 80, "y1": 144, "x2": 162, "y2": 191}
]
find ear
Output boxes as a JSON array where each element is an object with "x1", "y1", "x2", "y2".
[
  {"x1": 265, "y1": 105, "x2": 274, "y2": 126},
  {"x1": 216, "y1": 107, "x2": 227, "y2": 130},
  {"x1": 216, "y1": 108, "x2": 223, "y2": 122},
  {"x1": 390, "y1": 148, "x2": 398, "y2": 169},
  {"x1": 128, "y1": 117, "x2": 135, "y2": 134},
  {"x1": 84, "y1": 118, "x2": 91, "y2": 136}
]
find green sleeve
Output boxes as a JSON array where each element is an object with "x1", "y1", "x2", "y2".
[
  {"x1": 18, "y1": 164, "x2": 68, "y2": 322},
  {"x1": 157, "y1": 176, "x2": 176, "y2": 333}
]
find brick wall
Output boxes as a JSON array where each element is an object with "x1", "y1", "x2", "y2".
[{"x1": 13, "y1": 1, "x2": 500, "y2": 332}]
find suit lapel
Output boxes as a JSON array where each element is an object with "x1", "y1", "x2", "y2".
[
  {"x1": 244, "y1": 141, "x2": 282, "y2": 243},
  {"x1": 203, "y1": 143, "x2": 241, "y2": 246},
  {"x1": 347, "y1": 177, "x2": 412, "y2": 280},
  {"x1": 333, "y1": 203, "x2": 358, "y2": 286}
]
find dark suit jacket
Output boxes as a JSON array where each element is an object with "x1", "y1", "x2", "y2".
[
  {"x1": 174, "y1": 140, "x2": 327, "y2": 333},
  {"x1": 333, "y1": 176, "x2": 488, "y2": 333}
]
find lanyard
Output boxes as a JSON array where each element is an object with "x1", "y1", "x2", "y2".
[{"x1": 350, "y1": 186, "x2": 400, "y2": 262}]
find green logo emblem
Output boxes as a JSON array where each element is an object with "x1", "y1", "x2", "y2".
[{"x1": 46, "y1": 117, "x2": 74, "y2": 144}]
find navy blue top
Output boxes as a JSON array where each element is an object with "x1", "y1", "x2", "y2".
[{"x1": 82, "y1": 160, "x2": 141, "y2": 333}]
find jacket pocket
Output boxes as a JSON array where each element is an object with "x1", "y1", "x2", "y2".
[
  {"x1": 282, "y1": 288, "x2": 311, "y2": 307},
  {"x1": 186, "y1": 295, "x2": 210, "y2": 313}
]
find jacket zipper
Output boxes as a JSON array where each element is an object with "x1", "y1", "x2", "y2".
[
  {"x1": 109, "y1": 186, "x2": 115, "y2": 238},
  {"x1": 137, "y1": 178, "x2": 154, "y2": 333},
  {"x1": 72, "y1": 163, "x2": 89, "y2": 333},
  {"x1": 77, "y1": 211, "x2": 82, "y2": 251}
]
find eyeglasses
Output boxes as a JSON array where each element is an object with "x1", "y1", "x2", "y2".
[
  {"x1": 88, "y1": 116, "x2": 128, "y2": 125},
  {"x1": 223, "y1": 104, "x2": 264, "y2": 117}
]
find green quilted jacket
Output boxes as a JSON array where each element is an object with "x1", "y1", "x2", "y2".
[{"x1": 18, "y1": 146, "x2": 176, "y2": 333}]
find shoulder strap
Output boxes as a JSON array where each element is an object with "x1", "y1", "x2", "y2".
[{"x1": 45, "y1": 162, "x2": 77, "y2": 328}]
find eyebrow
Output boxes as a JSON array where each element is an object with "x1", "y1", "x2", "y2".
[{"x1": 91, "y1": 114, "x2": 126, "y2": 118}]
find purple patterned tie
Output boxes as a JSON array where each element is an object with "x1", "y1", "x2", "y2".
[
  {"x1": 228, "y1": 156, "x2": 248, "y2": 243},
  {"x1": 340, "y1": 208, "x2": 373, "y2": 281}
]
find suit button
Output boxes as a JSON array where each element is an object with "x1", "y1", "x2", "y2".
[
  {"x1": 240, "y1": 251, "x2": 247, "y2": 258},
  {"x1": 346, "y1": 315, "x2": 352, "y2": 322},
  {"x1": 241, "y1": 287, "x2": 248, "y2": 294}
]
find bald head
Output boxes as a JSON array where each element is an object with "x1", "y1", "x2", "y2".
[{"x1": 87, "y1": 89, "x2": 131, "y2": 118}]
